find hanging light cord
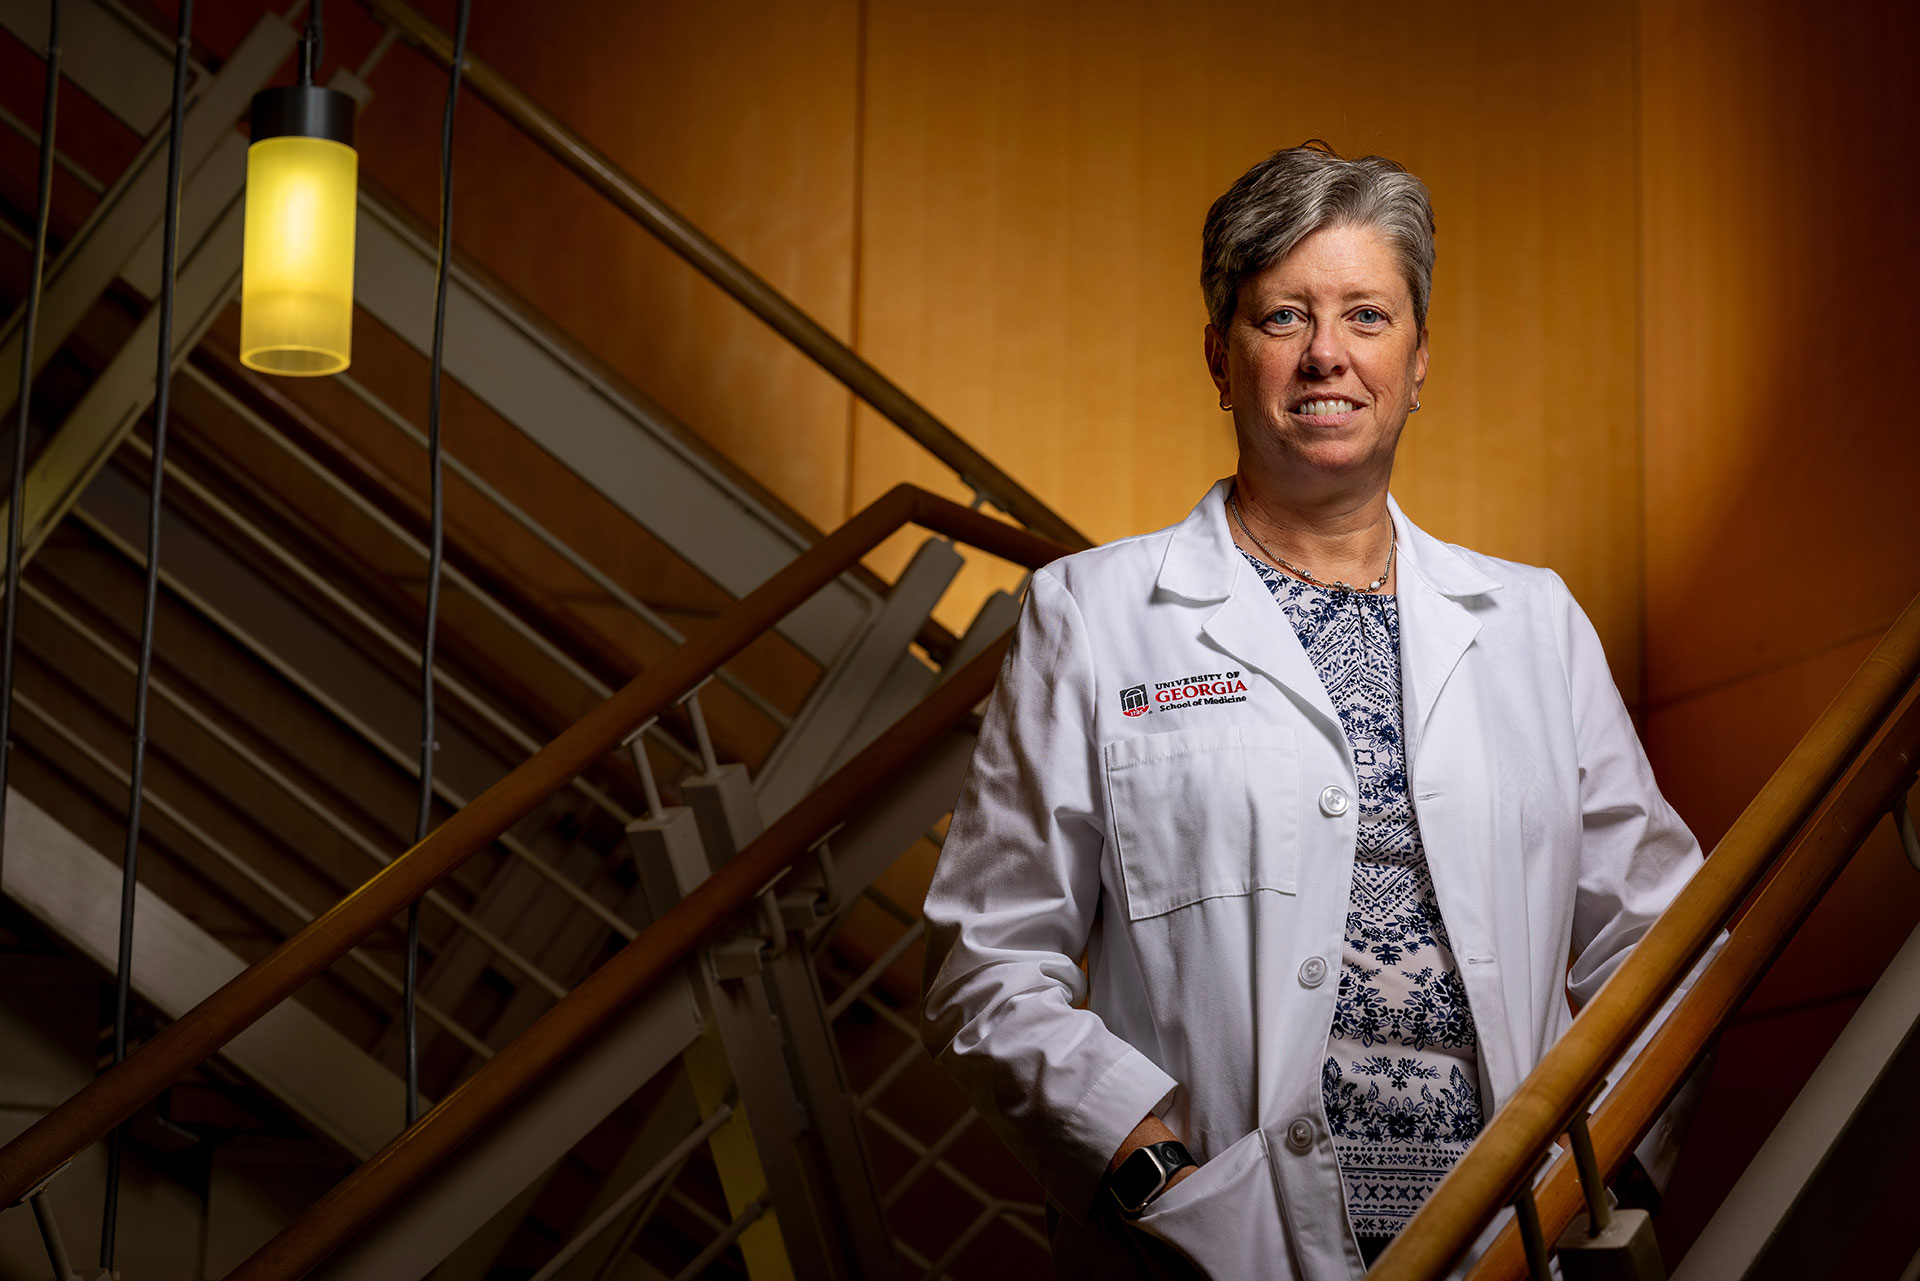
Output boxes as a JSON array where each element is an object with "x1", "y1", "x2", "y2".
[
  {"x1": 0, "y1": 0, "x2": 60, "y2": 896},
  {"x1": 298, "y1": 0, "x2": 323, "y2": 84},
  {"x1": 406, "y1": 0, "x2": 470, "y2": 1127},
  {"x1": 100, "y1": 0, "x2": 191, "y2": 1270}
]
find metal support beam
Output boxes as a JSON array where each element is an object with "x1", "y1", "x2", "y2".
[
  {"x1": 1, "y1": 788, "x2": 409, "y2": 1160},
  {"x1": 531, "y1": 1069, "x2": 710, "y2": 1281},
  {"x1": 754, "y1": 537, "x2": 963, "y2": 821},
  {"x1": 309, "y1": 977, "x2": 703, "y2": 1281},
  {"x1": 791, "y1": 726, "x2": 976, "y2": 909},
  {"x1": 0, "y1": 6, "x2": 291, "y2": 416},
  {"x1": 680, "y1": 762, "x2": 894, "y2": 1277},
  {"x1": 0, "y1": 0, "x2": 188, "y2": 132},
  {"x1": 349, "y1": 197, "x2": 876, "y2": 668},
  {"x1": 760, "y1": 941, "x2": 896, "y2": 1279},
  {"x1": 684, "y1": 762, "x2": 763, "y2": 873},
  {"x1": 825, "y1": 585, "x2": 1017, "y2": 783},
  {"x1": 692, "y1": 955, "x2": 842, "y2": 1281},
  {"x1": 622, "y1": 802, "x2": 796, "y2": 1278},
  {"x1": 2, "y1": 152, "x2": 245, "y2": 564}
]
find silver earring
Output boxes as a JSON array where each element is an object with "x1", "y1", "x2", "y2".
[
  {"x1": 1410, "y1": 398, "x2": 1422, "y2": 413},
  {"x1": 1219, "y1": 396, "x2": 1233, "y2": 411}
]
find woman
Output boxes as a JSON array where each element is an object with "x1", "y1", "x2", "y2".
[{"x1": 918, "y1": 144, "x2": 1705, "y2": 1279}]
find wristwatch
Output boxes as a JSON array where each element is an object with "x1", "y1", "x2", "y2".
[{"x1": 1108, "y1": 1140, "x2": 1196, "y2": 1218}]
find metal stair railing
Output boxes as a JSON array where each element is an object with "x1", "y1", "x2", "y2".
[
  {"x1": 353, "y1": 0, "x2": 1091, "y2": 555},
  {"x1": 4, "y1": 101, "x2": 889, "y2": 1201},
  {"x1": 559, "y1": 876, "x2": 1052, "y2": 1281},
  {"x1": 1368, "y1": 589, "x2": 1920, "y2": 1281},
  {"x1": 0, "y1": 2, "x2": 1091, "y2": 1267},
  {"x1": 0, "y1": 0, "x2": 889, "y2": 691},
  {"x1": 12, "y1": 553, "x2": 581, "y2": 1036},
  {"x1": 310, "y1": 361, "x2": 790, "y2": 729},
  {"x1": 0, "y1": 483, "x2": 1066, "y2": 1271},
  {"x1": 8, "y1": 646, "x2": 493, "y2": 1061}
]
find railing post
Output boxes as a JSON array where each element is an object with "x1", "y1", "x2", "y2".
[
  {"x1": 1567, "y1": 1112, "x2": 1612, "y2": 1236},
  {"x1": 1552, "y1": 1110, "x2": 1667, "y2": 1280},
  {"x1": 1512, "y1": 1183, "x2": 1553, "y2": 1281},
  {"x1": 11, "y1": 1168, "x2": 109, "y2": 1281}
]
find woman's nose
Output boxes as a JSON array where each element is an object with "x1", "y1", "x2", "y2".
[{"x1": 1301, "y1": 329, "x2": 1349, "y2": 377}]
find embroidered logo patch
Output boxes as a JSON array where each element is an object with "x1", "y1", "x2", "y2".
[{"x1": 1120, "y1": 670, "x2": 1250, "y2": 716}]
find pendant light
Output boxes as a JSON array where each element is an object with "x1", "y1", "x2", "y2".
[{"x1": 240, "y1": 2, "x2": 356, "y2": 375}]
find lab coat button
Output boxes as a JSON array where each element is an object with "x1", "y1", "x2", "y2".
[
  {"x1": 1318, "y1": 785, "x2": 1350, "y2": 817},
  {"x1": 1285, "y1": 1118, "x2": 1315, "y2": 1153},
  {"x1": 1298, "y1": 956, "x2": 1328, "y2": 987}
]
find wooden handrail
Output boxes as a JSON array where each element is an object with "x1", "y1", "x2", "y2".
[
  {"x1": 356, "y1": 0, "x2": 1091, "y2": 555},
  {"x1": 224, "y1": 608, "x2": 1013, "y2": 1279},
  {"x1": 1461, "y1": 683, "x2": 1920, "y2": 1280},
  {"x1": 1368, "y1": 589, "x2": 1920, "y2": 1281},
  {"x1": 0, "y1": 483, "x2": 1066, "y2": 1211}
]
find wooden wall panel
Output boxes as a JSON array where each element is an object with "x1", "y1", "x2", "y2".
[
  {"x1": 1640, "y1": 0, "x2": 1920, "y2": 708},
  {"x1": 349, "y1": 0, "x2": 863, "y2": 533},
  {"x1": 1638, "y1": 0, "x2": 1920, "y2": 1262},
  {"x1": 852, "y1": 0, "x2": 1644, "y2": 684}
]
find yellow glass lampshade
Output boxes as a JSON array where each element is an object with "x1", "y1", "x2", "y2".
[{"x1": 241, "y1": 134, "x2": 357, "y2": 375}]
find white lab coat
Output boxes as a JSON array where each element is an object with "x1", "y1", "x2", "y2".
[{"x1": 920, "y1": 480, "x2": 1709, "y2": 1280}]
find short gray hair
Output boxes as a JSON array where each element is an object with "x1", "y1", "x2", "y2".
[{"x1": 1201, "y1": 141, "x2": 1436, "y2": 334}]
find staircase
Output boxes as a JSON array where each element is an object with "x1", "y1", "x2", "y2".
[{"x1": 0, "y1": 2, "x2": 1054, "y2": 1276}]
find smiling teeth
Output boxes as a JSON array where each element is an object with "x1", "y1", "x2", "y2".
[{"x1": 1297, "y1": 399, "x2": 1356, "y2": 416}]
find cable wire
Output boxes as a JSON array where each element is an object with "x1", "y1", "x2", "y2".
[
  {"x1": 100, "y1": 0, "x2": 191, "y2": 1268},
  {"x1": 406, "y1": 0, "x2": 471, "y2": 1127},
  {"x1": 298, "y1": 0, "x2": 322, "y2": 83},
  {"x1": 0, "y1": 0, "x2": 61, "y2": 899}
]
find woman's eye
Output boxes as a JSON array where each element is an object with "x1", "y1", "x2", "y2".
[
  {"x1": 1354, "y1": 307, "x2": 1385, "y2": 324},
  {"x1": 1265, "y1": 307, "x2": 1302, "y2": 326}
]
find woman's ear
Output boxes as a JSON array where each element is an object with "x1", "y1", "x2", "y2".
[{"x1": 1204, "y1": 322, "x2": 1231, "y2": 403}]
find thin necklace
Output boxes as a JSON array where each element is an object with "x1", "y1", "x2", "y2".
[{"x1": 1229, "y1": 491, "x2": 1395, "y2": 594}]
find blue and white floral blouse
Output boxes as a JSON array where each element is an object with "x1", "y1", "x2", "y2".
[{"x1": 1243, "y1": 549, "x2": 1486, "y2": 1243}]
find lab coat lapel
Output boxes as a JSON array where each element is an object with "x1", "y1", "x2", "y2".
[
  {"x1": 1386, "y1": 495, "x2": 1502, "y2": 764},
  {"x1": 1155, "y1": 480, "x2": 1344, "y2": 738},
  {"x1": 1203, "y1": 580, "x2": 1344, "y2": 736}
]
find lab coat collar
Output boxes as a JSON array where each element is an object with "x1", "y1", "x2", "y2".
[
  {"x1": 1385, "y1": 492, "x2": 1501, "y2": 763},
  {"x1": 1154, "y1": 479, "x2": 1502, "y2": 749},
  {"x1": 1152, "y1": 480, "x2": 1502, "y2": 603}
]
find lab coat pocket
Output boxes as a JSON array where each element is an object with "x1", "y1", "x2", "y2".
[
  {"x1": 1104, "y1": 725, "x2": 1300, "y2": 920},
  {"x1": 1128, "y1": 1127, "x2": 1285, "y2": 1279}
]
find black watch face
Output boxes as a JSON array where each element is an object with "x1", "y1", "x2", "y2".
[
  {"x1": 1111, "y1": 1147, "x2": 1165, "y2": 1210},
  {"x1": 1112, "y1": 1141, "x2": 1191, "y2": 1213}
]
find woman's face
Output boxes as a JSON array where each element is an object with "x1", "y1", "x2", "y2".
[{"x1": 1206, "y1": 222, "x2": 1428, "y2": 500}]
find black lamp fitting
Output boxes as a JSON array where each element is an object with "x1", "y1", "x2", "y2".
[{"x1": 249, "y1": 83, "x2": 354, "y2": 147}]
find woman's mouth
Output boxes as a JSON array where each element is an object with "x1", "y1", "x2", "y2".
[
  {"x1": 1290, "y1": 397, "x2": 1362, "y2": 422},
  {"x1": 1290, "y1": 397, "x2": 1351, "y2": 418}
]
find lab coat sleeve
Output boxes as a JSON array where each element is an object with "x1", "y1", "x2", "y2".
[
  {"x1": 920, "y1": 567, "x2": 1180, "y2": 1223},
  {"x1": 1552, "y1": 571, "x2": 1721, "y2": 1192}
]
